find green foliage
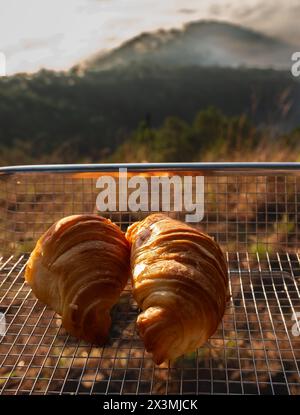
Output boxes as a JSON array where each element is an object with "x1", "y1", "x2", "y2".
[
  {"x1": 0, "y1": 65, "x2": 299, "y2": 165},
  {"x1": 112, "y1": 107, "x2": 262, "y2": 163},
  {"x1": 151, "y1": 117, "x2": 192, "y2": 162},
  {"x1": 193, "y1": 106, "x2": 227, "y2": 146}
]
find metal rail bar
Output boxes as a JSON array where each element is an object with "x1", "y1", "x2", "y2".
[{"x1": 1, "y1": 162, "x2": 300, "y2": 175}]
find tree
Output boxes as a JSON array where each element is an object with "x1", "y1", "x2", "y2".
[{"x1": 152, "y1": 116, "x2": 192, "y2": 162}]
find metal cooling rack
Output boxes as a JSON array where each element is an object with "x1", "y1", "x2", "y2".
[
  {"x1": 1, "y1": 252, "x2": 300, "y2": 395},
  {"x1": 1, "y1": 163, "x2": 300, "y2": 395}
]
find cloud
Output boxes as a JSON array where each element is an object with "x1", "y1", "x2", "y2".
[
  {"x1": 1, "y1": 0, "x2": 299, "y2": 74},
  {"x1": 208, "y1": 4, "x2": 222, "y2": 16},
  {"x1": 204, "y1": 0, "x2": 300, "y2": 44},
  {"x1": 178, "y1": 8, "x2": 197, "y2": 15}
]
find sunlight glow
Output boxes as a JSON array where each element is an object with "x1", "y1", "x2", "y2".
[{"x1": 0, "y1": 0, "x2": 298, "y2": 75}]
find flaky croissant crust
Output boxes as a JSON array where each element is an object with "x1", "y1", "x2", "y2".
[
  {"x1": 25, "y1": 214, "x2": 130, "y2": 344},
  {"x1": 126, "y1": 214, "x2": 228, "y2": 364}
]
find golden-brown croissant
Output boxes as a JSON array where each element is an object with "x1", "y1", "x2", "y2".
[
  {"x1": 25, "y1": 214, "x2": 130, "y2": 344},
  {"x1": 126, "y1": 213, "x2": 228, "y2": 364}
]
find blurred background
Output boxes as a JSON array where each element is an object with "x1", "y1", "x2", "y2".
[
  {"x1": 0, "y1": 0, "x2": 299, "y2": 165},
  {"x1": 1, "y1": 2, "x2": 300, "y2": 396}
]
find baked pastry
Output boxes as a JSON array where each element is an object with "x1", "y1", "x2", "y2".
[
  {"x1": 25, "y1": 214, "x2": 130, "y2": 344},
  {"x1": 126, "y1": 214, "x2": 228, "y2": 364}
]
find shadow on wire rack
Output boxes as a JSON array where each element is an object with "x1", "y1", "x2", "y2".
[{"x1": 0, "y1": 253, "x2": 300, "y2": 394}]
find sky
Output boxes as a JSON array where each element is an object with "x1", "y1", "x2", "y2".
[{"x1": 0, "y1": 0, "x2": 299, "y2": 75}]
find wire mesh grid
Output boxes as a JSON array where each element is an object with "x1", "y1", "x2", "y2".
[
  {"x1": 1, "y1": 171, "x2": 300, "y2": 255},
  {"x1": 0, "y1": 166, "x2": 300, "y2": 395},
  {"x1": 1, "y1": 252, "x2": 300, "y2": 395}
]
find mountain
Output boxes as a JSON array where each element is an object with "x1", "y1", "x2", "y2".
[
  {"x1": 1, "y1": 20, "x2": 299, "y2": 165},
  {"x1": 81, "y1": 20, "x2": 294, "y2": 72}
]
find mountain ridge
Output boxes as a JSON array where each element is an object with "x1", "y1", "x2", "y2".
[{"x1": 80, "y1": 20, "x2": 294, "y2": 72}]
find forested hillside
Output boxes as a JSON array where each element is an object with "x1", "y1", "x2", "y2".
[
  {"x1": 84, "y1": 20, "x2": 294, "y2": 71},
  {"x1": 0, "y1": 65, "x2": 299, "y2": 165}
]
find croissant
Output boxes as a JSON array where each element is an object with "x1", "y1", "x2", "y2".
[
  {"x1": 126, "y1": 213, "x2": 228, "y2": 364},
  {"x1": 25, "y1": 214, "x2": 130, "y2": 344}
]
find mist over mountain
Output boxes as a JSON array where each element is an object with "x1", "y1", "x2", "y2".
[
  {"x1": 1, "y1": 19, "x2": 299, "y2": 165},
  {"x1": 82, "y1": 20, "x2": 294, "y2": 72}
]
